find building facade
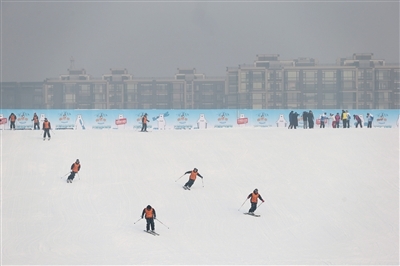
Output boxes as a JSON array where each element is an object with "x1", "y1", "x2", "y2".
[{"x1": 1, "y1": 53, "x2": 399, "y2": 110}]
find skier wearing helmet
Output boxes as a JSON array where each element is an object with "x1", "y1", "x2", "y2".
[
  {"x1": 141, "y1": 205, "x2": 156, "y2": 232},
  {"x1": 183, "y1": 168, "x2": 203, "y2": 189},
  {"x1": 67, "y1": 159, "x2": 81, "y2": 183},
  {"x1": 247, "y1": 189, "x2": 264, "y2": 214}
]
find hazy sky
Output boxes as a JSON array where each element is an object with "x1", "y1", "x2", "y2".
[{"x1": 1, "y1": 1, "x2": 399, "y2": 82}]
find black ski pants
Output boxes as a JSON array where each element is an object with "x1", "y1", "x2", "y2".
[
  {"x1": 141, "y1": 123, "x2": 147, "y2": 132},
  {"x1": 146, "y1": 218, "x2": 155, "y2": 231},
  {"x1": 249, "y1": 202, "x2": 257, "y2": 213},
  {"x1": 67, "y1": 172, "x2": 76, "y2": 181},
  {"x1": 184, "y1": 179, "x2": 195, "y2": 188},
  {"x1": 43, "y1": 129, "x2": 51, "y2": 138}
]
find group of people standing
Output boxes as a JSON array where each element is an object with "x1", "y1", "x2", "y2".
[
  {"x1": 289, "y1": 110, "x2": 315, "y2": 129},
  {"x1": 289, "y1": 110, "x2": 374, "y2": 129}
]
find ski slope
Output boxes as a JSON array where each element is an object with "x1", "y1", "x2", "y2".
[{"x1": 2, "y1": 127, "x2": 399, "y2": 265}]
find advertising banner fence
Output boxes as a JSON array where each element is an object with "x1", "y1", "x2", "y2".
[{"x1": 1, "y1": 109, "x2": 399, "y2": 130}]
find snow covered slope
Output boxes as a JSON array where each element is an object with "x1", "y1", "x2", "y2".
[{"x1": 2, "y1": 128, "x2": 399, "y2": 265}]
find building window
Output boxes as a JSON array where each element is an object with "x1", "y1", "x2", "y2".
[
  {"x1": 343, "y1": 70, "x2": 355, "y2": 80},
  {"x1": 358, "y1": 70, "x2": 373, "y2": 79},
  {"x1": 64, "y1": 94, "x2": 75, "y2": 103},
  {"x1": 287, "y1": 71, "x2": 299, "y2": 80},
  {"x1": 252, "y1": 94, "x2": 263, "y2": 100},
  {"x1": 342, "y1": 81, "x2": 354, "y2": 90},
  {"x1": 323, "y1": 93, "x2": 335, "y2": 100},
  {"x1": 342, "y1": 92, "x2": 355, "y2": 101},
  {"x1": 94, "y1": 84, "x2": 105, "y2": 93},
  {"x1": 376, "y1": 70, "x2": 390, "y2": 80},
  {"x1": 377, "y1": 92, "x2": 390, "y2": 101},
  {"x1": 287, "y1": 92, "x2": 299, "y2": 101},
  {"x1": 253, "y1": 82, "x2": 263, "y2": 89},
  {"x1": 303, "y1": 93, "x2": 317, "y2": 102}
]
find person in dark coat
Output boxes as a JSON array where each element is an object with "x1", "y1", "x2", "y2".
[
  {"x1": 302, "y1": 111, "x2": 308, "y2": 129},
  {"x1": 9, "y1": 113, "x2": 16, "y2": 130},
  {"x1": 288, "y1": 111, "x2": 294, "y2": 129},
  {"x1": 293, "y1": 112, "x2": 299, "y2": 129},
  {"x1": 308, "y1": 110, "x2": 314, "y2": 129}
]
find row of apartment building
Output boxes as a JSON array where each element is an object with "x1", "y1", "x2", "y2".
[{"x1": 1, "y1": 53, "x2": 399, "y2": 110}]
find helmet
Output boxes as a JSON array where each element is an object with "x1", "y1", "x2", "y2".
[
  {"x1": 146, "y1": 205, "x2": 151, "y2": 209},
  {"x1": 193, "y1": 168, "x2": 198, "y2": 172},
  {"x1": 253, "y1": 188, "x2": 258, "y2": 193},
  {"x1": 76, "y1": 159, "x2": 80, "y2": 163}
]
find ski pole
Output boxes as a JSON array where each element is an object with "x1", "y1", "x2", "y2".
[
  {"x1": 60, "y1": 172, "x2": 70, "y2": 179},
  {"x1": 202, "y1": 178, "x2": 204, "y2": 187},
  {"x1": 175, "y1": 174, "x2": 185, "y2": 182},
  {"x1": 238, "y1": 198, "x2": 248, "y2": 211},
  {"x1": 51, "y1": 129, "x2": 56, "y2": 134},
  {"x1": 155, "y1": 218, "x2": 169, "y2": 229},
  {"x1": 78, "y1": 172, "x2": 80, "y2": 180},
  {"x1": 257, "y1": 201, "x2": 265, "y2": 208},
  {"x1": 133, "y1": 217, "x2": 143, "y2": 224}
]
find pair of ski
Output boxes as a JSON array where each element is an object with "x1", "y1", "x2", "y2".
[
  {"x1": 244, "y1": 212, "x2": 260, "y2": 217},
  {"x1": 144, "y1": 230, "x2": 159, "y2": 236},
  {"x1": 182, "y1": 186, "x2": 191, "y2": 190}
]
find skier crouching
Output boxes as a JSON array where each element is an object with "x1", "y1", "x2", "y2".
[{"x1": 247, "y1": 188, "x2": 264, "y2": 214}]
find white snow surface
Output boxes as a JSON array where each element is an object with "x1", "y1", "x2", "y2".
[{"x1": 2, "y1": 128, "x2": 399, "y2": 265}]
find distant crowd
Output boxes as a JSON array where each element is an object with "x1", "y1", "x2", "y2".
[{"x1": 288, "y1": 110, "x2": 374, "y2": 129}]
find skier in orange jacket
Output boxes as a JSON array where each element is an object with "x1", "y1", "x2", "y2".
[
  {"x1": 183, "y1": 168, "x2": 203, "y2": 189},
  {"x1": 42, "y1": 118, "x2": 51, "y2": 140},
  {"x1": 141, "y1": 205, "x2": 156, "y2": 232},
  {"x1": 247, "y1": 188, "x2": 264, "y2": 214},
  {"x1": 67, "y1": 159, "x2": 81, "y2": 183}
]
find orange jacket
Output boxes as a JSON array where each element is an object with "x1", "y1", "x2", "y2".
[
  {"x1": 71, "y1": 163, "x2": 81, "y2": 173},
  {"x1": 184, "y1": 170, "x2": 203, "y2": 180},
  {"x1": 43, "y1": 121, "x2": 51, "y2": 129},
  {"x1": 142, "y1": 116, "x2": 148, "y2": 124},
  {"x1": 248, "y1": 192, "x2": 264, "y2": 203},
  {"x1": 32, "y1": 115, "x2": 39, "y2": 123},
  {"x1": 142, "y1": 208, "x2": 156, "y2": 219}
]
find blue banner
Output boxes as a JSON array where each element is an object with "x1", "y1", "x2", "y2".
[{"x1": 1, "y1": 109, "x2": 399, "y2": 130}]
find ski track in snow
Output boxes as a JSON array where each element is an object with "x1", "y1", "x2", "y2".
[{"x1": 1, "y1": 128, "x2": 399, "y2": 265}]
